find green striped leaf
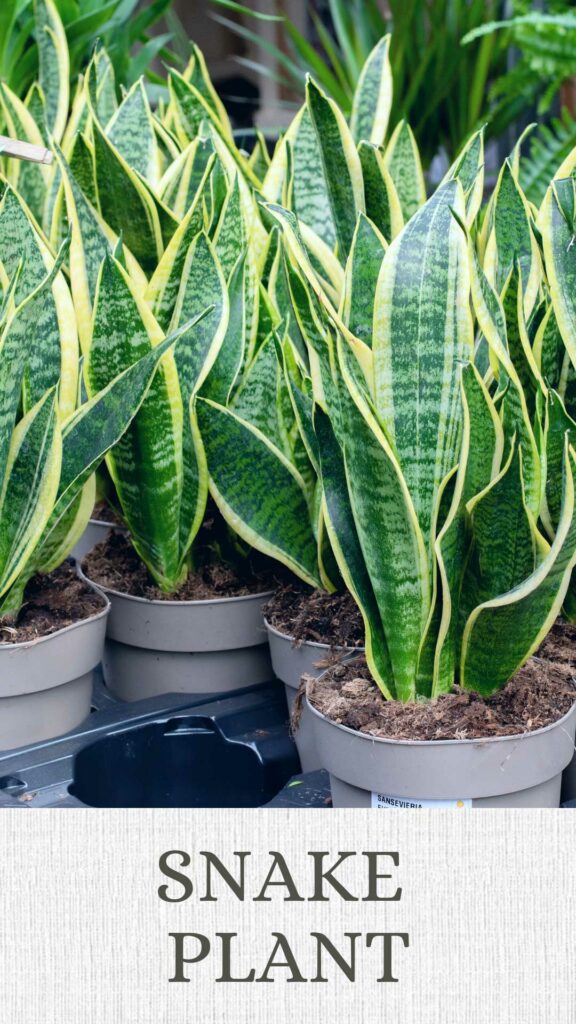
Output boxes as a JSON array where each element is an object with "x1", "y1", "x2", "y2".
[
  {"x1": 105, "y1": 79, "x2": 162, "y2": 189},
  {"x1": 442, "y1": 127, "x2": 485, "y2": 225},
  {"x1": 0, "y1": 187, "x2": 78, "y2": 417},
  {"x1": 541, "y1": 177, "x2": 576, "y2": 374},
  {"x1": 335, "y1": 335, "x2": 430, "y2": 701},
  {"x1": 55, "y1": 144, "x2": 146, "y2": 349},
  {"x1": 341, "y1": 212, "x2": 387, "y2": 348},
  {"x1": 35, "y1": 0, "x2": 69, "y2": 144},
  {"x1": 86, "y1": 254, "x2": 184, "y2": 590},
  {"x1": 461, "y1": 441, "x2": 576, "y2": 695},
  {"x1": 350, "y1": 35, "x2": 392, "y2": 148},
  {"x1": 169, "y1": 233, "x2": 228, "y2": 559},
  {"x1": 86, "y1": 64, "x2": 176, "y2": 271},
  {"x1": 0, "y1": 82, "x2": 49, "y2": 224},
  {"x1": 467, "y1": 231, "x2": 542, "y2": 516},
  {"x1": 201, "y1": 253, "x2": 247, "y2": 405},
  {"x1": 0, "y1": 389, "x2": 60, "y2": 602},
  {"x1": 306, "y1": 78, "x2": 365, "y2": 259},
  {"x1": 196, "y1": 398, "x2": 321, "y2": 587},
  {"x1": 159, "y1": 137, "x2": 215, "y2": 219},
  {"x1": 146, "y1": 155, "x2": 214, "y2": 331},
  {"x1": 432, "y1": 364, "x2": 505, "y2": 695},
  {"x1": 358, "y1": 141, "x2": 403, "y2": 242},
  {"x1": 542, "y1": 389, "x2": 576, "y2": 538},
  {"x1": 373, "y1": 180, "x2": 474, "y2": 550},
  {"x1": 314, "y1": 404, "x2": 394, "y2": 697},
  {"x1": 383, "y1": 121, "x2": 426, "y2": 222},
  {"x1": 483, "y1": 159, "x2": 542, "y2": 316}
]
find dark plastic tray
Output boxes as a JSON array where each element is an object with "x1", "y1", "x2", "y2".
[{"x1": 0, "y1": 673, "x2": 301, "y2": 808}]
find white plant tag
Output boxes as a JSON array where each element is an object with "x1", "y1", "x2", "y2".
[{"x1": 371, "y1": 792, "x2": 472, "y2": 809}]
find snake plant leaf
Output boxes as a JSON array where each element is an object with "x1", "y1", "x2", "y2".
[
  {"x1": 266, "y1": 203, "x2": 372, "y2": 391},
  {"x1": 33, "y1": 478, "x2": 96, "y2": 576},
  {"x1": 146, "y1": 156, "x2": 215, "y2": 331},
  {"x1": 306, "y1": 78, "x2": 365, "y2": 259},
  {"x1": 169, "y1": 232, "x2": 229, "y2": 399},
  {"x1": 278, "y1": 336, "x2": 319, "y2": 474},
  {"x1": 55, "y1": 144, "x2": 147, "y2": 350},
  {"x1": 0, "y1": 82, "x2": 50, "y2": 224},
  {"x1": 86, "y1": 253, "x2": 184, "y2": 590},
  {"x1": 231, "y1": 331, "x2": 285, "y2": 451},
  {"x1": 168, "y1": 68, "x2": 250, "y2": 176},
  {"x1": 248, "y1": 130, "x2": 271, "y2": 184},
  {"x1": 35, "y1": 0, "x2": 69, "y2": 144},
  {"x1": 335, "y1": 336, "x2": 430, "y2": 701},
  {"x1": 533, "y1": 303, "x2": 565, "y2": 390},
  {"x1": 213, "y1": 174, "x2": 246, "y2": 281},
  {"x1": 383, "y1": 121, "x2": 426, "y2": 222},
  {"x1": 341, "y1": 212, "x2": 387, "y2": 348},
  {"x1": 105, "y1": 79, "x2": 162, "y2": 189},
  {"x1": 159, "y1": 137, "x2": 214, "y2": 219},
  {"x1": 541, "y1": 390, "x2": 576, "y2": 537},
  {"x1": 40, "y1": 328, "x2": 191, "y2": 579},
  {"x1": 442, "y1": 127, "x2": 485, "y2": 225},
  {"x1": 187, "y1": 42, "x2": 233, "y2": 136},
  {"x1": 350, "y1": 35, "x2": 392, "y2": 148},
  {"x1": 462, "y1": 441, "x2": 547, "y2": 627},
  {"x1": 169, "y1": 233, "x2": 228, "y2": 560},
  {"x1": 541, "y1": 177, "x2": 576, "y2": 374},
  {"x1": 3, "y1": 235, "x2": 78, "y2": 418},
  {"x1": 24, "y1": 82, "x2": 48, "y2": 144},
  {"x1": 0, "y1": 188, "x2": 78, "y2": 417},
  {"x1": 483, "y1": 159, "x2": 542, "y2": 316},
  {"x1": 0, "y1": 389, "x2": 60, "y2": 602},
  {"x1": 86, "y1": 63, "x2": 176, "y2": 271},
  {"x1": 466, "y1": 231, "x2": 542, "y2": 516},
  {"x1": 313, "y1": 403, "x2": 394, "y2": 698},
  {"x1": 202, "y1": 253, "x2": 247, "y2": 405},
  {"x1": 432, "y1": 363, "x2": 505, "y2": 695},
  {"x1": 460, "y1": 441, "x2": 576, "y2": 695},
  {"x1": 196, "y1": 398, "x2": 321, "y2": 587},
  {"x1": 373, "y1": 179, "x2": 474, "y2": 550},
  {"x1": 357, "y1": 141, "x2": 404, "y2": 242},
  {"x1": 500, "y1": 264, "x2": 544, "y2": 416}
]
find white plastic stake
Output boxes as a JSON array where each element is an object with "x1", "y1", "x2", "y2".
[{"x1": 0, "y1": 135, "x2": 53, "y2": 165}]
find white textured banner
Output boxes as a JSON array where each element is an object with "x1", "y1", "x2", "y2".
[{"x1": 0, "y1": 810, "x2": 574, "y2": 1023}]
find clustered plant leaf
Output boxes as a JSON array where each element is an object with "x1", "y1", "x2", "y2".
[{"x1": 1, "y1": 24, "x2": 575, "y2": 708}]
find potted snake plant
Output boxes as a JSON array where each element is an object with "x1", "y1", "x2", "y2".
[
  {"x1": 249, "y1": 73, "x2": 576, "y2": 807},
  {"x1": 0, "y1": 224, "x2": 184, "y2": 750},
  {"x1": 48, "y1": 50, "x2": 279, "y2": 702}
]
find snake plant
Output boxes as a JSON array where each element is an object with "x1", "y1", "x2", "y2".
[
  {"x1": 201, "y1": 73, "x2": 576, "y2": 702},
  {"x1": 0, "y1": 229, "x2": 192, "y2": 621}
]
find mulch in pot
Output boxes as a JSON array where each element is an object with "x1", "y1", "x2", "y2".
[
  {"x1": 90, "y1": 500, "x2": 124, "y2": 525},
  {"x1": 0, "y1": 562, "x2": 106, "y2": 644},
  {"x1": 308, "y1": 651, "x2": 576, "y2": 742},
  {"x1": 263, "y1": 580, "x2": 364, "y2": 648},
  {"x1": 83, "y1": 530, "x2": 277, "y2": 601}
]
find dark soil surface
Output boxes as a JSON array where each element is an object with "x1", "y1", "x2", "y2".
[
  {"x1": 307, "y1": 651, "x2": 576, "y2": 741},
  {"x1": 83, "y1": 531, "x2": 276, "y2": 601},
  {"x1": 91, "y1": 500, "x2": 124, "y2": 525},
  {"x1": 536, "y1": 618, "x2": 576, "y2": 670},
  {"x1": 0, "y1": 562, "x2": 106, "y2": 643},
  {"x1": 263, "y1": 580, "x2": 364, "y2": 647}
]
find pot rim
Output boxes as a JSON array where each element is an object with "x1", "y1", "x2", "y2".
[
  {"x1": 264, "y1": 617, "x2": 364, "y2": 653},
  {"x1": 88, "y1": 516, "x2": 124, "y2": 530},
  {"x1": 0, "y1": 566, "x2": 110, "y2": 653},
  {"x1": 79, "y1": 564, "x2": 274, "y2": 608},
  {"x1": 306, "y1": 672, "x2": 576, "y2": 748}
]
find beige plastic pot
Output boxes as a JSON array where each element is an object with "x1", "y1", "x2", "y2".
[
  {"x1": 0, "y1": 583, "x2": 109, "y2": 751},
  {"x1": 265, "y1": 619, "x2": 360, "y2": 772},
  {"x1": 307, "y1": 674, "x2": 576, "y2": 808},
  {"x1": 81, "y1": 568, "x2": 273, "y2": 701}
]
